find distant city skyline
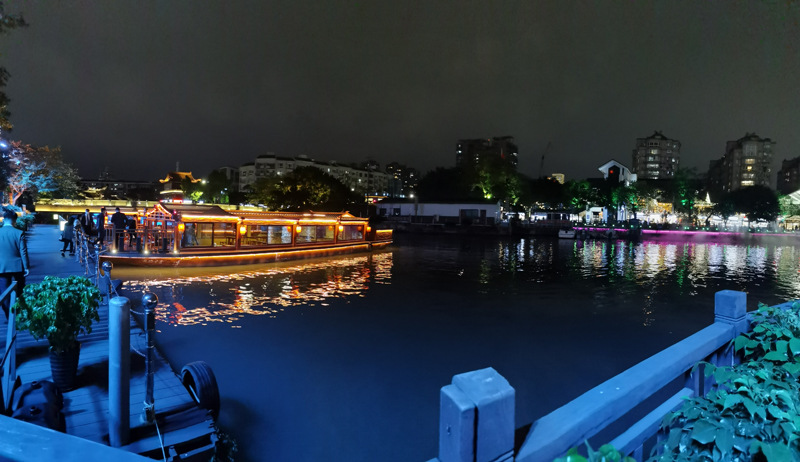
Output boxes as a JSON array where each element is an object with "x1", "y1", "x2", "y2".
[{"x1": 1, "y1": 2, "x2": 798, "y2": 182}]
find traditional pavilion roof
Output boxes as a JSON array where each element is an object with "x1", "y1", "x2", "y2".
[{"x1": 159, "y1": 171, "x2": 202, "y2": 184}]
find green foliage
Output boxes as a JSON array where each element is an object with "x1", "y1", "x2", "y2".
[
  {"x1": 650, "y1": 302, "x2": 800, "y2": 461},
  {"x1": 204, "y1": 169, "x2": 233, "y2": 204},
  {"x1": 248, "y1": 166, "x2": 358, "y2": 211},
  {"x1": 0, "y1": 1, "x2": 27, "y2": 132},
  {"x1": 5, "y1": 142, "x2": 80, "y2": 204},
  {"x1": 778, "y1": 195, "x2": 800, "y2": 218},
  {"x1": 555, "y1": 442, "x2": 635, "y2": 462},
  {"x1": 416, "y1": 166, "x2": 483, "y2": 201},
  {"x1": 670, "y1": 168, "x2": 700, "y2": 218},
  {"x1": 14, "y1": 276, "x2": 100, "y2": 354},
  {"x1": 12, "y1": 211, "x2": 34, "y2": 231},
  {"x1": 529, "y1": 177, "x2": 567, "y2": 210},
  {"x1": 567, "y1": 180, "x2": 601, "y2": 211},
  {"x1": 715, "y1": 186, "x2": 780, "y2": 223}
]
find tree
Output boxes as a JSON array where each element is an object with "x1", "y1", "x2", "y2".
[
  {"x1": 566, "y1": 180, "x2": 601, "y2": 212},
  {"x1": 200, "y1": 169, "x2": 232, "y2": 204},
  {"x1": 730, "y1": 186, "x2": 780, "y2": 222},
  {"x1": 670, "y1": 168, "x2": 701, "y2": 218},
  {"x1": 468, "y1": 155, "x2": 522, "y2": 204},
  {"x1": 249, "y1": 166, "x2": 358, "y2": 211},
  {"x1": 779, "y1": 195, "x2": 800, "y2": 218},
  {"x1": 416, "y1": 167, "x2": 479, "y2": 202},
  {"x1": 529, "y1": 177, "x2": 567, "y2": 210},
  {"x1": 5, "y1": 141, "x2": 79, "y2": 204},
  {"x1": 0, "y1": 3, "x2": 27, "y2": 132},
  {"x1": 180, "y1": 176, "x2": 203, "y2": 202}
]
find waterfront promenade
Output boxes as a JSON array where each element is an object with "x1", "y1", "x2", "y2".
[{"x1": 0, "y1": 224, "x2": 209, "y2": 460}]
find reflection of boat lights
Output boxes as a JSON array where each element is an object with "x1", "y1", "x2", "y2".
[{"x1": 124, "y1": 253, "x2": 394, "y2": 327}]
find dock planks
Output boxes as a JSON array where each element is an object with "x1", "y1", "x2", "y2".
[{"x1": 1, "y1": 225, "x2": 214, "y2": 458}]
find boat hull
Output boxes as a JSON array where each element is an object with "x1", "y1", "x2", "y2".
[{"x1": 100, "y1": 240, "x2": 392, "y2": 267}]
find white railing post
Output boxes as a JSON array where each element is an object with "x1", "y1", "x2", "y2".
[
  {"x1": 109, "y1": 296, "x2": 130, "y2": 447},
  {"x1": 714, "y1": 290, "x2": 748, "y2": 334},
  {"x1": 435, "y1": 367, "x2": 515, "y2": 462}
]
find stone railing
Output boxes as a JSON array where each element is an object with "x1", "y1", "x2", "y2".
[{"x1": 428, "y1": 290, "x2": 751, "y2": 462}]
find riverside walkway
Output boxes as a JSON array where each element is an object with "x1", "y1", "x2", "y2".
[{"x1": 0, "y1": 224, "x2": 211, "y2": 461}]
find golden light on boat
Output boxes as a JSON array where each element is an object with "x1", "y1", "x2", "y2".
[
  {"x1": 367, "y1": 226, "x2": 371, "y2": 232},
  {"x1": 295, "y1": 226, "x2": 302, "y2": 233},
  {"x1": 178, "y1": 223, "x2": 185, "y2": 232},
  {"x1": 239, "y1": 225, "x2": 247, "y2": 235},
  {"x1": 338, "y1": 225, "x2": 344, "y2": 232}
]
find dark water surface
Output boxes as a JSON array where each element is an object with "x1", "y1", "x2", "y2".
[{"x1": 114, "y1": 233, "x2": 800, "y2": 461}]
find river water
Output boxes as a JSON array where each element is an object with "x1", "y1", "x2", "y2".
[{"x1": 113, "y1": 233, "x2": 800, "y2": 461}]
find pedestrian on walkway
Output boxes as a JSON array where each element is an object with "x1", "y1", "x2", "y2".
[
  {"x1": 0, "y1": 209, "x2": 29, "y2": 320},
  {"x1": 110, "y1": 207, "x2": 127, "y2": 250},
  {"x1": 79, "y1": 208, "x2": 94, "y2": 235},
  {"x1": 96, "y1": 207, "x2": 107, "y2": 247},
  {"x1": 60, "y1": 215, "x2": 76, "y2": 256}
]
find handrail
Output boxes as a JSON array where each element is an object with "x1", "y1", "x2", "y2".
[
  {"x1": 515, "y1": 322, "x2": 735, "y2": 461},
  {"x1": 2, "y1": 279, "x2": 18, "y2": 414},
  {"x1": 429, "y1": 290, "x2": 750, "y2": 462}
]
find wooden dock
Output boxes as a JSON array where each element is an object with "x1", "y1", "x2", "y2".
[{"x1": 1, "y1": 225, "x2": 216, "y2": 460}]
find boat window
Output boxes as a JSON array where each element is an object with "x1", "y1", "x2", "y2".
[
  {"x1": 296, "y1": 225, "x2": 335, "y2": 244},
  {"x1": 240, "y1": 224, "x2": 293, "y2": 246},
  {"x1": 194, "y1": 223, "x2": 214, "y2": 247},
  {"x1": 181, "y1": 223, "x2": 201, "y2": 247},
  {"x1": 338, "y1": 225, "x2": 364, "y2": 241},
  {"x1": 213, "y1": 222, "x2": 236, "y2": 247}
]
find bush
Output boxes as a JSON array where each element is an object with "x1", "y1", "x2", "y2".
[
  {"x1": 649, "y1": 302, "x2": 800, "y2": 462},
  {"x1": 14, "y1": 276, "x2": 100, "y2": 354}
]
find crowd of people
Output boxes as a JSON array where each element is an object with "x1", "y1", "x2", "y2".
[{"x1": 61, "y1": 207, "x2": 138, "y2": 257}]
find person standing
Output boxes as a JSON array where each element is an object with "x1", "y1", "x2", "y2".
[
  {"x1": 79, "y1": 208, "x2": 93, "y2": 234},
  {"x1": 110, "y1": 207, "x2": 127, "y2": 250},
  {"x1": 96, "y1": 207, "x2": 107, "y2": 247},
  {"x1": 0, "y1": 209, "x2": 29, "y2": 320},
  {"x1": 61, "y1": 215, "x2": 75, "y2": 256}
]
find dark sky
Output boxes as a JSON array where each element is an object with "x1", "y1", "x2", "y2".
[{"x1": 1, "y1": 1, "x2": 799, "y2": 183}]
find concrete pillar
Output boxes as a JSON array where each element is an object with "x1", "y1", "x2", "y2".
[
  {"x1": 437, "y1": 367, "x2": 515, "y2": 462},
  {"x1": 108, "y1": 296, "x2": 130, "y2": 447},
  {"x1": 714, "y1": 290, "x2": 748, "y2": 336}
]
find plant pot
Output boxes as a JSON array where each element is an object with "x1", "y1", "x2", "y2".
[{"x1": 49, "y1": 342, "x2": 81, "y2": 392}]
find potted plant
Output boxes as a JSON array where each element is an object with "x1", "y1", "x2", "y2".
[{"x1": 14, "y1": 275, "x2": 100, "y2": 391}]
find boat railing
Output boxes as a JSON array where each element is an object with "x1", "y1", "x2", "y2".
[{"x1": 427, "y1": 290, "x2": 753, "y2": 462}]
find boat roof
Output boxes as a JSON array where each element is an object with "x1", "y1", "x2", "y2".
[{"x1": 146, "y1": 203, "x2": 367, "y2": 223}]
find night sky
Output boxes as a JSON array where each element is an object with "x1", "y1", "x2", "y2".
[{"x1": 1, "y1": 1, "x2": 798, "y2": 183}]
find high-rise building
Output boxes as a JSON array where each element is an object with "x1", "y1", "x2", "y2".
[
  {"x1": 777, "y1": 157, "x2": 800, "y2": 194},
  {"x1": 456, "y1": 136, "x2": 518, "y2": 168},
  {"x1": 712, "y1": 133, "x2": 774, "y2": 192},
  {"x1": 631, "y1": 131, "x2": 681, "y2": 180}
]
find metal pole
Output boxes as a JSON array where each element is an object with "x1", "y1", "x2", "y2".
[
  {"x1": 101, "y1": 261, "x2": 113, "y2": 305},
  {"x1": 109, "y1": 296, "x2": 130, "y2": 446},
  {"x1": 141, "y1": 292, "x2": 158, "y2": 424}
]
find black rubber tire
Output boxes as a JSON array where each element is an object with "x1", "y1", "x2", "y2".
[{"x1": 180, "y1": 361, "x2": 220, "y2": 419}]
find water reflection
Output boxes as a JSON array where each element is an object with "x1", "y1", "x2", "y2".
[
  {"x1": 121, "y1": 253, "x2": 393, "y2": 327},
  {"x1": 117, "y1": 236, "x2": 800, "y2": 329}
]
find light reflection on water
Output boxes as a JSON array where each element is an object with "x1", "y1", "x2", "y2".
[
  {"x1": 120, "y1": 253, "x2": 393, "y2": 327},
  {"x1": 116, "y1": 237, "x2": 800, "y2": 329},
  {"x1": 111, "y1": 234, "x2": 800, "y2": 462}
]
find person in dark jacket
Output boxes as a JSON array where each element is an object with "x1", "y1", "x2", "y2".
[
  {"x1": 60, "y1": 215, "x2": 75, "y2": 256},
  {"x1": 96, "y1": 207, "x2": 107, "y2": 247},
  {"x1": 110, "y1": 207, "x2": 127, "y2": 250},
  {"x1": 0, "y1": 209, "x2": 29, "y2": 319}
]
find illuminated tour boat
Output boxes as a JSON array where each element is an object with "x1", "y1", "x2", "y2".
[{"x1": 96, "y1": 203, "x2": 392, "y2": 267}]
